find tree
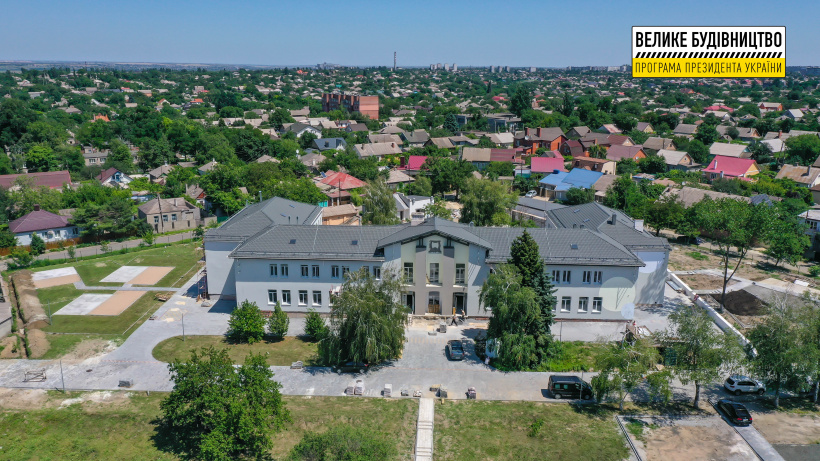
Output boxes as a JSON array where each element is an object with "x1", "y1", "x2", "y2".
[
  {"x1": 563, "y1": 187, "x2": 594, "y2": 205},
  {"x1": 747, "y1": 295, "x2": 804, "y2": 408},
  {"x1": 765, "y1": 218, "x2": 809, "y2": 267},
  {"x1": 268, "y1": 302, "x2": 289, "y2": 340},
  {"x1": 798, "y1": 295, "x2": 820, "y2": 403},
  {"x1": 460, "y1": 177, "x2": 517, "y2": 226},
  {"x1": 405, "y1": 174, "x2": 432, "y2": 196},
  {"x1": 785, "y1": 134, "x2": 820, "y2": 165},
  {"x1": 319, "y1": 268, "x2": 408, "y2": 366},
  {"x1": 694, "y1": 124, "x2": 719, "y2": 145},
  {"x1": 643, "y1": 195, "x2": 684, "y2": 237},
  {"x1": 591, "y1": 339, "x2": 671, "y2": 410},
  {"x1": 160, "y1": 347, "x2": 290, "y2": 460},
  {"x1": 25, "y1": 144, "x2": 58, "y2": 172},
  {"x1": 660, "y1": 307, "x2": 743, "y2": 408},
  {"x1": 9, "y1": 248, "x2": 32, "y2": 268},
  {"x1": 587, "y1": 144, "x2": 607, "y2": 159},
  {"x1": 509, "y1": 230, "x2": 542, "y2": 287},
  {"x1": 691, "y1": 198, "x2": 773, "y2": 309},
  {"x1": 304, "y1": 309, "x2": 327, "y2": 340},
  {"x1": 422, "y1": 197, "x2": 452, "y2": 219},
  {"x1": 362, "y1": 178, "x2": 399, "y2": 225},
  {"x1": 106, "y1": 140, "x2": 134, "y2": 173},
  {"x1": 687, "y1": 139, "x2": 710, "y2": 164},
  {"x1": 510, "y1": 86, "x2": 531, "y2": 117},
  {"x1": 477, "y1": 136, "x2": 496, "y2": 148},
  {"x1": 227, "y1": 300, "x2": 266, "y2": 344},
  {"x1": 443, "y1": 113, "x2": 459, "y2": 134},
  {"x1": 638, "y1": 155, "x2": 667, "y2": 174},
  {"x1": 29, "y1": 232, "x2": 46, "y2": 255},
  {"x1": 0, "y1": 227, "x2": 16, "y2": 249}
]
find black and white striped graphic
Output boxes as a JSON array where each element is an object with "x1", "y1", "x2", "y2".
[{"x1": 634, "y1": 51, "x2": 783, "y2": 59}]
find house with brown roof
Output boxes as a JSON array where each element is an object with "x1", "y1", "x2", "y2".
[
  {"x1": 354, "y1": 142, "x2": 402, "y2": 159},
  {"x1": 9, "y1": 205, "x2": 80, "y2": 246},
  {"x1": 514, "y1": 127, "x2": 566, "y2": 155},
  {"x1": 758, "y1": 102, "x2": 783, "y2": 113},
  {"x1": 572, "y1": 157, "x2": 616, "y2": 175},
  {"x1": 598, "y1": 124, "x2": 622, "y2": 134},
  {"x1": 461, "y1": 147, "x2": 492, "y2": 170},
  {"x1": 709, "y1": 143, "x2": 750, "y2": 159},
  {"x1": 642, "y1": 137, "x2": 676, "y2": 152},
  {"x1": 567, "y1": 126, "x2": 591, "y2": 139},
  {"x1": 636, "y1": 122, "x2": 654, "y2": 133},
  {"x1": 673, "y1": 123, "x2": 698, "y2": 137},
  {"x1": 559, "y1": 140, "x2": 585, "y2": 157},
  {"x1": 579, "y1": 133, "x2": 633, "y2": 150},
  {"x1": 427, "y1": 137, "x2": 455, "y2": 149},
  {"x1": 96, "y1": 167, "x2": 132, "y2": 187},
  {"x1": 657, "y1": 149, "x2": 699, "y2": 171},
  {"x1": 138, "y1": 198, "x2": 203, "y2": 233},
  {"x1": 321, "y1": 204, "x2": 361, "y2": 225},
  {"x1": 606, "y1": 145, "x2": 646, "y2": 162},
  {"x1": 775, "y1": 164, "x2": 820, "y2": 188},
  {"x1": 0, "y1": 171, "x2": 72, "y2": 190}
]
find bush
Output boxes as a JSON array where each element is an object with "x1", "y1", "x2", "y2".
[
  {"x1": 810, "y1": 266, "x2": 820, "y2": 277},
  {"x1": 268, "y1": 302, "x2": 289, "y2": 340},
  {"x1": 287, "y1": 425, "x2": 396, "y2": 461},
  {"x1": 304, "y1": 309, "x2": 327, "y2": 340},
  {"x1": 227, "y1": 301, "x2": 266, "y2": 344},
  {"x1": 687, "y1": 251, "x2": 709, "y2": 261},
  {"x1": 9, "y1": 248, "x2": 33, "y2": 268},
  {"x1": 29, "y1": 233, "x2": 46, "y2": 256}
]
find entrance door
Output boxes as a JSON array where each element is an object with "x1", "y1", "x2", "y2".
[
  {"x1": 427, "y1": 292, "x2": 441, "y2": 314},
  {"x1": 402, "y1": 292, "x2": 415, "y2": 313},
  {"x1": 453, "y1": 293, "x2": 466, "y2": 315}
]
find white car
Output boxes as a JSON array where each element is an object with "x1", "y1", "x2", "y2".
[
  {"x1": 525, "y1": 190, "x2": 537, "y2": 198},
  {"x1": 724, "y1": 375, "x2": 765, "y2": 396}
]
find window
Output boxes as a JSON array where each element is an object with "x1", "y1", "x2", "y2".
[
  {"x1": 171, "y1": 214, "x2": 177, "y2": 221},
  {"x1": 429, "y1": 240, "x2": 441, "y2": 253},
  {"x1": 561, "y1": 297, "x2": 571, "y2": 312},
  {"x1": 811, "y1": 221, "x2": 818, "y2": 231},
  {"x1": 562, "y1": 271, "x2": 571, "y2": 284},
  {"x1": 270, "y1": 264, "x2": 278, "y2": 276},
  {"x1": 592, "y1": 297, "x2": 603, "y2": 313},
  {"x1": 280, "y1": 264, "x2": 288, "y2": 277},
  {"x1": 429, "y1": 263, "x2": 439, "y2": 283},
  {"x1": 583, "y1": 271, "x2": 592, "y2": 284},
  {"x1": 73, "y1": 227, "x2": 78, "y2": 235},
  {"x1": 593, "y1": 271, "x2": 603, "y2": 284},
  {"x1": 267, "y1": 290, "x2": 277, "y2": 305},
  {"x1": 301, "y1": 265, "x2": 309, "y2": 277},
  {"x1": 552, "y1": 270, "x2": 560, "y2": 282},
  {"x1": 331, "y1": 265, "x2": 340, "y2": 278},
  {"x1": 372, "y1": 266, "x2": 381, "y2": 279},
  {"x1": 282, "y1": 290, "x2": 291, "y2": 305},
  {"x1": 312, "y1": 291, "x2": 322, "y2": 306},
  {"x1": 455, "y1": 264, "x2": 466, "y2": 284},
  {"x1": 162, "y1": 214, "x2": 168, "y2": 222},
  {"x1": 416, "y1": 238, "x2": 425, "y2": 248},
  {"x1": 404, "y1": 262, "x2": 414, "y2": 283},
  {"x1": 402, "y1": 292, "x2": 414, "y2": 308},
  {"x1": 578, "y1": 297, "x2": 589, "y2": 313},
  {"x1": 298, "y1": 290, "x2": 308, "y2": 306},
  {"x1": 89, "y1": 158, "x2": 96, "y2": 164},
  {"x1": 153, "y1": 216, "x2": 159, "y2": 224},
  {"x1": 445, "y1": 238, "x2": 453, "y2": 248},
  {"x1": 341, "y1": 266, "x2": 350, "y2": 276},
  {"x1": 311, "y1": 265, "x2": 320, "y2": 278}
]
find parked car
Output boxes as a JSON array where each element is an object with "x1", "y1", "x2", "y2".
[
  {"x1": 525, "y1": 190, "x2": 537, "y2": 198},
  {"x1": 547, "y1": 375, "x2": 593, "y2": 400},
  {"x1": 447, "y1": 340, "x2": 464, "y2": 360},
  {"x1": 717, "y1": 399, "x2": 753, "y2": 426},
  {"x1": 724, "y1": 375, "x2": 765, "y2": 396},
  {"x1": 335, "y1": 361, "x2": 369, "y2": 374}
]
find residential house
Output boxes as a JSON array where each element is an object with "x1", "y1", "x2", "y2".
[
  {"x1": 579, "y1": 133, "x2": 633, "y2": 150},
  {"x1": 148, "y1": 164, "x2": 175, "y2": 182},
  {"x1": 716, "y1": 126, "x2": 760, "y2": 142},
  {"x1": 284, "y1": 122, "x2": 322, "y2": 139},
  {"x1": 299, "y1": 153, "x2": 326, "y2": 172},
  {"x1": 606, "y1": 145, "x2": 646, "y2": 162},
  {"x1": 354, "y1": 142, "x2": 402, "y2": 159},
  {"x1": 702, "y1": 156, "x2": 760, "y2": 181},
  {"x1": 539, "y1": 169, "x2": 604, "y2": 201},
  {"x1": 656, "y1": 149, "x2": 699, "y2": 171},
  {"x1": 82, "y1": 149, "x2": 108, "y2": 166},
  {"x1": 386, "y1": 169, "x2": 415, "y2": 189},
  {"x1": 461, "y1": 147, "x2": 492, "y2": 170},
  {"x1": 394, "y1": 193, "x2": 433, "y2": 221},
  {"x1": 598, "y1": 124, "x2": 622, "y2": 134},
  {"x1": 635, "y1": 122, "x2": 654, "y2": 133},
  {"x1": 798, "y1": 209, "x2": 820, "y2": 259},
  {"x1": 514, "y1": 127, "x2": 566, "y2": 155},
  {"x1": 345, "y1": 123, "x2": 369, "y2": 133},
  {"x1": 592, "y1": 174, "x2": 619, "y2": 202},
  {"x1": 312, "y1": 138, "x2": 347, "y2": 152},
  {"x1": 186, "y1": 184, "x2": 207, "y2": 207},
  {"x1": 399, "y1": 155, "x2": 428, "y2": 176},
  {"x1": 664, "y1": 186, "x2": 778, "y2": 209},
  {"x1": 96, "y1": 167, "x2": 132, "y2": 187},
  {"x1": 709, "y1": 143, "x2": 750, "y2": 159},
  {"x1": 758, "y1": 102, "x2": 783, "y2": 113},
  {"x1": 321, "y1": 93, "x2": 379, "y2": 120},
  {"x1": 560, "y1": 140, "x2": 585, "y2": 157},
  {"x1": 427, "y1": 137, "x2": 455, "y2": 149},
  {"x1": 785, "y1": 109, "x2": 804, "y2": 121},
  {"x1": 138, "y1": 198, "x2": 203, "y2": 233},
  {"x1": 572, "y1": 157, "x2": 616, "y2": 175},
  {"x1": 318, "y1": 171, "x2": 366, "y2": 206},
  {"x1": 530, "y1": 157, "x2": 568, "y2": 175},
  {"x1": 9, "y1": 206, "x2": 80, "y2": 246},
  {"x1": 489, "y1": 149, "x2": 524, "y2": 165},
  {"x1": 567, "y1": 126, "x2": 591, "y2": 139},
  {"x1": 642, "y1": 137, "x2": 676, "y2": 153},
  {"x1": 321, "y1": 204, "x2": 361, "y2": 225},
  {"x1": 401, "y1": 130, "x2": 431, "y2": 148},
  {"x1": 673, "y1": 124, "x2": 698, "y2": 137},
  {"x1": 198, "y1": 161, "x2": 218, "y2": 175},
  {"x1": 775, "y1": 164, "x2": 820, "y2": 188},
  {"x1": 367, "y1": 134, "x2": 403, "y2": 146},
  {"x1": 485, "y1": 113, "x2": 521, "y2": 132},
  {"x1": 205, "y1": 202, "x2": 670, "y2": 320},
  {"x1": 0, "y1": 170, "x2": 72, "y2": 190},
  {"x1": 487, "y1": 132, "x2": 514, "y2": 147}
]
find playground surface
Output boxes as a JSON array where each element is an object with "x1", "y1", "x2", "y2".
[
  {"x1": 31, "y1": 268, "x2": 81, "y2": 289},
  {"x1": 100, "y1": 266, "x2": 174, "y2": 285},
  {"x1": 53, "y1": 292, "x2": 146, "y2": 316}
]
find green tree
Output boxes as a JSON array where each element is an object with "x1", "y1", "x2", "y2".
[
  {"x1": 563, "y1": 187, "x2": 594, "y2": 205},
  {"x1": 477, "y1": 136, "x2": 496, "y2": 148},
  {"x1": 643, "y1": 194, "x2": 684, "y2": 237},
  {"x1": 765, "y1": 218, "x2": 809, "y2": 267},
  {"x1": 160, "y1": 347, "x2": 290, "y2": 460},
  {"x1": 591, "y1": 339, "x2": 671, "y2": 410},
  {"x1": 510, "y1": 86, "x2": 531, "y2": 117},
  {"x1": 9, "y1": 248, "x2": 33, "y2": 268},
  {"x1": 660, "y1": 307, "x2": 743, "y2": 408},
  {"x1": 694, "y1": 124, "x2": 719, "y2": 145},
  {"x1": 460, "y1": 177, "x2": 517, "y2": 226},
  {"x1": 227, "y1": 300, "x2": 266, "y2": 344},
  {"x1": 304, "y1": 309, "x2": 327, "y2": 340},
  {"x1": 785, "y1": 134, "x2": 820, "y2": 165},
  {"x1": 638, "y1": 155, "x2": 667, "y2": 174},
  {"x1": 587, "y1": 144, "x2": 607, "y2": 159},
  {"x1": 106, "y1": 140, "x2": 134, "y2": 173},
  {"x1": 268, "y1": 301, "x2": 290, "y2": 340},
  {"x1": 405, "y1": 175, "x2": 432, "y2": 196},
  {"x1": 319, "y1": 267, "x2": 408, "y2": 366},
  {"x1": 0, "y1": 227, "x2": 16, "y2": 248},
  {"x1": 29, "y1": 232, "x2": 46, "y2": 255},
  {"x1": 362, "y1": 178, "x2": 399, "y2": 225},
  {"x1": 687, "y1": 139, "x2": 710, "y2": 164},
  {"x1": 25, "y1": 144, "x2": 59, "y2": 172},
  {"x1": 509, "y1": 230, "x2": 541, "y2": 287},
  {"x1": 422, "y1": 197, "x2": 452, "y2": 219},
  {"x1": 616, "y1": 158, "x2": 638, "y2": 175},
  {"x1": 443, "y1": 113, "x2": 459, "y2": 134}
]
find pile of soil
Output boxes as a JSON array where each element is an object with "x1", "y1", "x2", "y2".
[
  {"x1": 11, "y1": 271, "x2": 48, "y2": 329},
  {"x1": 0, "y1": 335, "x2": 21, "y2": 358},
  {"x1": 710, "y1": 290, "x2": 765, "y2": 316},
  {"x1": 26, "y1": 329, "x2": 49, "y2": 358}
]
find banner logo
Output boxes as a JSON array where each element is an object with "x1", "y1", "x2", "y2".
[{"x1": 632, "y1": 26, "x2": 785, "y2": 78}]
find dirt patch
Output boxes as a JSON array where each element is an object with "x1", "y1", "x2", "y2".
[
  {"x1": 639, "y1": 423, "x2": 755, "y2": 461},
  {"x1": 129, "y1": 266, "x2": 173, "y2": 285},
  {"x1": 63, "y1": 339, "x2": 117, "y2": 360},
  {"x1": 26, "y1": 329, "x2": 49, "y2": 358},
  {"x1": 752, "y1": 412, "x2": 820, "y2": 445},
  {"x1": 0, "y1": 388, "x2": 49, "y2": 409},
  {"x1": 94, "y1": 262, "x2": 107, "y2": 267},
  {"x1": 677, "y1": 273, "x2": 737, "y2": 291},
  {"x1": 11, "y1": 271, "x2": 48, "y2": 328},
  {"x1": 59, "y1": 391, "x2": 131, "y2": 409},
  {"x1": 0, "y1": 335, "x2": 21, "y2": 358},
  {"x1": 710, "y1": 289, "x2": 765, "y2": 316},
  {"x1": 33, "y1": 274, "x2": 81, "y2": 289}
]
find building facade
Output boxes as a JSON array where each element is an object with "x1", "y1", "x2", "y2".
[{"x1": 321, "y1": 93, "x2": 379, "y2": 120}]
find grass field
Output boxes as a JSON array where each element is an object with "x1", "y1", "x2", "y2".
[
  {"x1": 42, "y1": 291, "x2": 172, "y2": 337},
  {"x1": 153, "y1": 335, "x2": 320, "y2": 366},
  {"x1": 0, "y1": 391, "x2": 417, "y2": 460},
  {"x1": 31, "y1": 242, "x2": 203, "y2": 288},
  {"x1": 434, "y1": 401, "x2": 629, "y2": 461},
  {"x1": 36, "y1": 284, "x2": 116, "y2": 313}
]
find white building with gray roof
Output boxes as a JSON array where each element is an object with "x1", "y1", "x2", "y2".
[{"x1": 205, "y1": 201, "x2": 669, "y2": 321}]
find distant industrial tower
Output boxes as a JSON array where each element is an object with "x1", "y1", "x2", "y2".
[{"x1": 393, "y1": 52, "x2": 396, "y2": 71}]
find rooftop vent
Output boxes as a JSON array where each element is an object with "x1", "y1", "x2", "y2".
[
  {"x1": 570, "y1": 243, "x2": 579, "y2": 250},
  {"x1": 583, "y1": 218, "x2": 590, "y2": 223},
  {"x1": 351, "y1": 240, "x2": 359, "y2": 245},
  {"x1": 573, "y1": 209, "x2": 581, "y2": 213},
  {"x1": 289, "y1": 239, "x2": 296, "y2": 244}
]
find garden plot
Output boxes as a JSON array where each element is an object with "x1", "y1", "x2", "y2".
[
  {"x1": 53, "y1": 292, "x2": 145, "y2": 316},
  {"x1": 101, "y1": 266, "x2": 173, "y2": 285},
  {"x1": 31, "y1": 268, "x2": 81, "y2": 289}
]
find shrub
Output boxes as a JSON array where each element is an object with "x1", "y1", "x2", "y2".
[
  {"x1": 227, "y1": 301, "x2": 266, "y2": 344},
  {"x1": 66, "y1": 245, "x2": 76, "y2": 260},
  {"x1": 29, "y1": 234, "x2": 46, "y2": 256},
  {"x1": 304, "y1": 309, "x2": 327, "y2": 340},
  {"x1": 287, "y1": 425, "x2": 396, "y2": 461},
  {"x1": 687, "y1": 251, "x2": 709, "y2": 261},
  {"x1": 810, "y1": 265, "x2": 820, "y2": 277},
  {"x1": 268, "y1": 302, "x2": 289, "y2": 340},
  {"x1": 9, "y1": 249, "x2": 33, "y2": 268}
]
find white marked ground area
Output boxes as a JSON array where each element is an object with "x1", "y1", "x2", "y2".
[
  {"x1": 101, "y1": 266, "x2": 149, "y2": 283},
  {"x1": 31, "y1": 267, "x2": 81, "y2": 288},
  {"x1": 53, "y1": 294, "x2": 112, "y2": 316}
]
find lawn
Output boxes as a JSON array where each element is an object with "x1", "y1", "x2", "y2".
[
  {"x1": 434, "y1": 401, "x2": 629, "y2": 461},
  {"x1": 36, "y1": 284, "x2": 115, "y2": 314},
  {"x1": 42, "y1": 291, "x2": 172, "y2": 337},
  {"x1": 0, "y1": 391, "x2": 417, "y2": 460},
  {"x1": 537, "y1": 341, "x2": 610, "y2": 372},
  {"x1": 153, "y1": 335, "x2": 320, "y2": 366},
  {"x1": 31, "y1": 242, "x2": 203, "y2": 288}
]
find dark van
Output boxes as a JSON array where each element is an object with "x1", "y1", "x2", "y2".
[{"x1": 548, "y1": 375, "x2": 593, "y2": 400}]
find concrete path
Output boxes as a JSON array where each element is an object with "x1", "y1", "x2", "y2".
[
  {"x1": 736, "y1": 425, "x2": 786, "y2": 461},
  {"x1": 74, "y1": 281, "x2": 179, "y2": 292},
  {"x1": 414, "y1": 398, "x2": 434, "y2": 461}
]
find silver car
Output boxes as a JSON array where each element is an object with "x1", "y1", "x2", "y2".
[
  {"x1": 525, "y1": 190, "x2": 537, "y2": 198},
  {"x1": 724, "y1": 375, "x2": 765, "y2": 396}
]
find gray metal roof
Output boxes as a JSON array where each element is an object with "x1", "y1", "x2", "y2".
[
  {"x1": 375, "y1": 217, "x2": 493, "y2": 249},
  {"x1": 545, "y1": 202, "x2": 670, "y2": 251},
  {"x1": 231, "y1": 224, "x2": 403, "y2": 260},
  {"x1": 205, "y1": 197, "x2": 323, "y2": 242}
]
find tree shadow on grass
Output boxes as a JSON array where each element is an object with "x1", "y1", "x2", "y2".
[{"x1": 150, "y1": 418, "x2": 194, "y2": 461}]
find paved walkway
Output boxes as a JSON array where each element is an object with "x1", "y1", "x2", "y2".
[
  {"x1": 736, "y1": 426, "x2": 787, "y2": 461},
  {"x1": 74, "y1": 281, "x2": 179, "y2": 292},
  {"x1": 414, "y1": 398, "x2": 434, "y2": 461}
]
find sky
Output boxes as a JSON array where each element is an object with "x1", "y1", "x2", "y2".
[{"x1": 2, "y1": 0, "x2": 819, "y2": 67}]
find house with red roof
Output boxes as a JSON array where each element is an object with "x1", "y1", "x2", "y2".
[
  {"x1": 702, "y1": 155, "x2": 760, "y2": 181},
  {"x1": 318, "y1": 171, "x2": 366, "y2": 206},
  {"x1": 530, "y1": 157, "x2": 567, "y2": 175},
  {"x1": 9, "y1": 205, "x2": 80, "y2": 246},
  {"x1": 399, "y1": 155, "x2": 428, "y2": 176},
  {"x1": 0, "y1": 171, "x2": 72, "y2": 190},
  {"x1": 93, "y1": 114, "x2": 110, "y2": 122},
  {"x1": 489, "y1": 149, "x2": 524, "y2": 164},
  {"x1": 97, "y1": 167, "x2": 133, "y2": 187}
]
